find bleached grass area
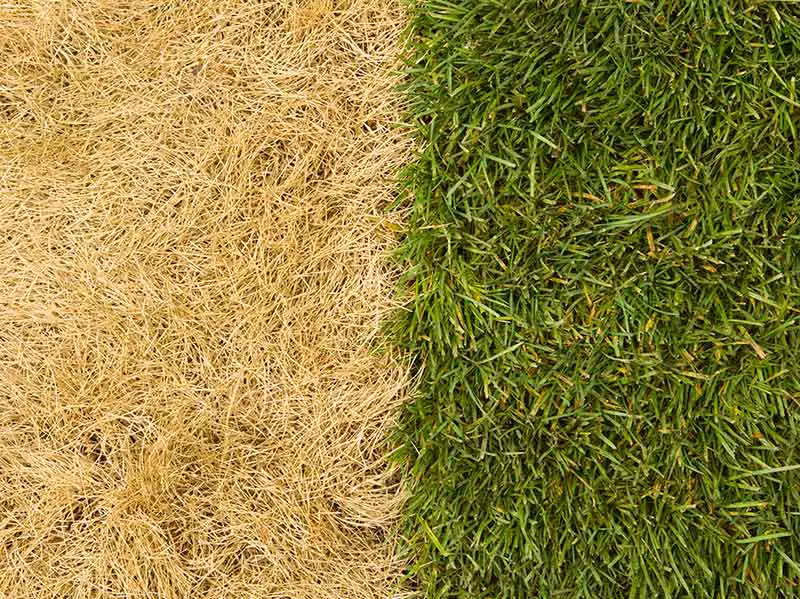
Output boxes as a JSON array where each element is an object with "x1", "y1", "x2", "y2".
[{"x1": 0, "y1": 1, "x2": 410, "y2": 597}]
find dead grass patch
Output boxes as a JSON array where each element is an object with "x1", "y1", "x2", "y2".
[{"x1": 0, "y1": 1, "x2": 410, "y2": 597}]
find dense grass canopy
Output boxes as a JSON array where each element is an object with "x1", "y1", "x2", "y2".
[
  {"x1": 0, "y1": 1, "x2": 410, "y2": 596},
  {"x1": 396, "y1": 1, "x2": 800, "y2": 597}
]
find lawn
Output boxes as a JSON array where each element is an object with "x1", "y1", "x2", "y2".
[
  {"x1": 395, "y1": 1, "x2": 800, "y2": 597},
  {"x1": 0, "y1": 2, "x2": 409, "y2": 596}
]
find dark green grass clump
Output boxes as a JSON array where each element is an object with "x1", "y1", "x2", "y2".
[{"x1": 395, "y1": 1, "x2": 800, "y2": 597}]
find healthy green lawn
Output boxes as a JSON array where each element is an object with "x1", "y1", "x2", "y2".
[{"x1": 394, "y1": 1, "x2": 800, "y2": 597}]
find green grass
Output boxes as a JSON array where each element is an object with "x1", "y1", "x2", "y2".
[{"x1": 394, "y1": 1, "x2": 800, "y2": 597}]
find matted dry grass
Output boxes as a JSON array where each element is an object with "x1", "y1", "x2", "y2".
[{"x1": 0, "y1": 1, "x2": 410, "y2": 597}]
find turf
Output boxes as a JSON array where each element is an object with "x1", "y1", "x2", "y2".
[
  {"x1": 0, "y1": 1, "x2": 410, "y2": 596},
  {"x1": 395, "y1": 1, "x2": 800, "y2": 597}
]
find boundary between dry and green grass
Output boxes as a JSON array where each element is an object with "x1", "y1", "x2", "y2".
[{"x1": 393, "y1": 1, "x2": 800, "y2": 597}]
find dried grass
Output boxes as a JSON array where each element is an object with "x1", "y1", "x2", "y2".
[{"x1": 0, "y1": 1, "x2": 411, "y2": 597}]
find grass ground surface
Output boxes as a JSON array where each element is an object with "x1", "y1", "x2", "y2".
[
  {"x1": 396, "y1": 1, "x2": 800, "y2": 597},
  {"x1": 0, "y1": 1, "x2": 410, "y2": 597}
]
